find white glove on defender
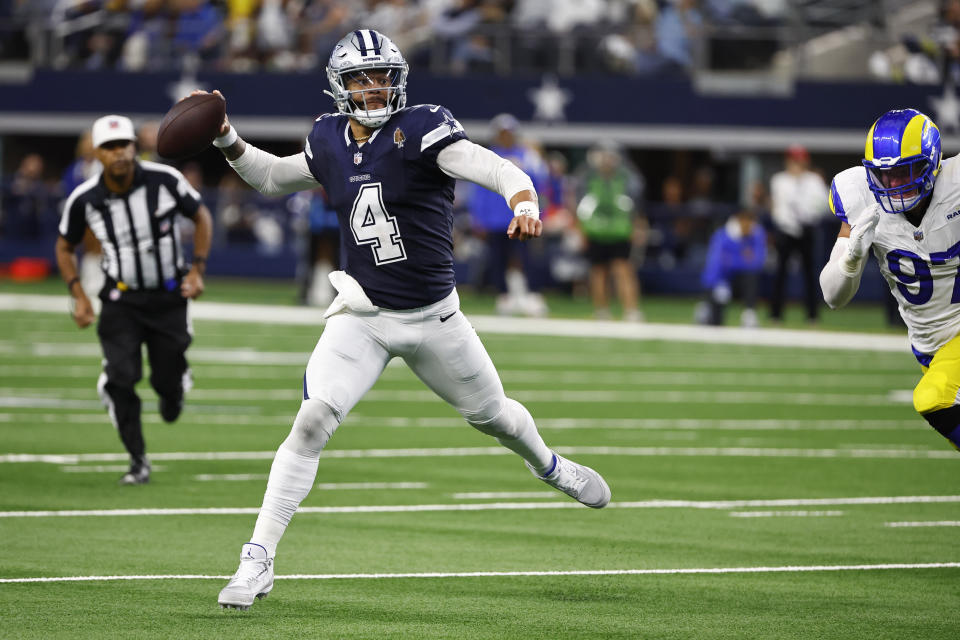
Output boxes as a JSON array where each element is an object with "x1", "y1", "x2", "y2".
[{"x1": 840, "y1": 205, "x2": 881, "y2": 275}]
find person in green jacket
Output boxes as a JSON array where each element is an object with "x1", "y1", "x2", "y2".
[{"x1": 575, "y1": 143, "x2": 647, "y2": 321}]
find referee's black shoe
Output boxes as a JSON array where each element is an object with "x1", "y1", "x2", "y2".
[
  {"x1": 159, "y1": 395, "x2": 183, "y2": 423},
  {"x1": 120, "y1": 457, "x2": 150, "y2": 485}
]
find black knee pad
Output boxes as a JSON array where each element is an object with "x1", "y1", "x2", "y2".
[{"x1": 921, "y1": 405, "x2": 960, "y2": 449}]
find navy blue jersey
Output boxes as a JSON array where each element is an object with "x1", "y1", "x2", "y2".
[{"x1": 304, "y1": 104, "x2": 468, "y2": 309}]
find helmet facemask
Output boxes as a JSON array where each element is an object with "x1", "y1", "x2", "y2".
[
  {"x1": 329, "y1": 65, "x2": 407, "y2": 128},
  {"x1": 864, "y1": 157, "x2": 937, "y2": 214}
]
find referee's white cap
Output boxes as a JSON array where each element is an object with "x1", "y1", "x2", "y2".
[{"x1": 92, "y1": 115, "x2": 136, "y2": 148}]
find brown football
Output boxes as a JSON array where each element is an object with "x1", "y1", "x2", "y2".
[{"x1": 157, "y1": 93, "x2": 226, "y2": 160}]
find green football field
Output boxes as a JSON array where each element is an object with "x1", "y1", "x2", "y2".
[{"x1": 1, "y1": 287, "x2": 959, "y2": 639}]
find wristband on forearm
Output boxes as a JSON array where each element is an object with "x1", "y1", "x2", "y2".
[
  {"x1": 513, "y1": 201, "x2": 540, "y2": 220},
  {"x1": 66, "y1": 276, "x2": 80, "y2": 293},
  {"x1": 212, "y1": 127, "x2": 238, "y2": 148}
]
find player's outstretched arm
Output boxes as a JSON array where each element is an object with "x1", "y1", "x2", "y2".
[
  {"x1": 188, "y1": 90, "x2": 319, "y2": 196},
  {"x1": 437, "y1": 139, "x2": 542, "y2": 241},
  {"x1": 819, "y1": 206, "x2": 879, "y2": 309}
]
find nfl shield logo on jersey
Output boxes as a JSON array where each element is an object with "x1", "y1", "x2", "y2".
[
  {"x1": 915, "y1": 230, "x2": 924, "y2": 241},
  {"x1": 394, "y1": 128, "x2": 406, "y2": 149},
  {"x1": 353, "y1": 152, "x2": 363, "y2": 165}
]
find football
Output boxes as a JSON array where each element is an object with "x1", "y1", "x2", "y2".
[{"x1": 157, "y1": 93, "x2": 225, "y2": 160}]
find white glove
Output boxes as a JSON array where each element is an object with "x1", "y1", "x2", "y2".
[{"x1": 840, "y1": 205, "x2": 880, "y2": 275}]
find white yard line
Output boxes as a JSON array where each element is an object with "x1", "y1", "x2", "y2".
[
  {"x1": 728, "y1": 510, "x2": 845, "y2": 518},
  {"x1": 60, "y1": 465, "x2": 166, "y2": 473},
  {"x1": 0, "y1": 413, "x2": 925, "y2": 431},
  {"x1": 0, "y1": 388, "x2": 911, "y2": 406},
  {"x1": 2, "y1": 562, "x2": 958, "y2": 584},
  {"x1": 0, "y1": 294, "x2": 911, "y2": 353},
  {"x1": 0, "y1": 445, "x2": 955, "y2": 465},
  {"x1": 451, "y1": 491, "x2": 560, "y2": 500},
  {"x1": 0, "y1": 364, "x2": 916, "y2": 389},
  {"x1": 1, "y1": 495, "x2": 958, "y2": 518},
  {"x1": 885, "y1": 521, "x2": 960, "y2": 527}
]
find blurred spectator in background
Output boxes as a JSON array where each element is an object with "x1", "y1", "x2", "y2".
[
  {"x1": 655, "y1": 0, "x2": 704, "y2": 73},
  {"x1": 575, "y1": 142, "x2": 646, "y2": 321},
  {"x1": 172, "y1": 0, "x2": 224, "y2": 67},
  {"x1": 695, "y1": 207, "x2": 766, "y2": 327},
  {"x1": 655, "y1": 174, "x2": 690, "y2": 267},
  {"x1": 137, "y1": 120, "x2": 161, "y2": 162},
  {"x1": 768, "y1": 144, "x2": 828, "y2": 323},
  {"x1": 120, "y1": 0, "x2": 171, "y2": 71},
  {"x1": 468, "y1": 113, "x2": 549, "y2": 316},
  {"x1": 2, "y1": 153, "x2": 57, "y2": 241},
  {"x1": 540, "y1": 150, "x2": 588, "y2": 294},
  {"x1": 302, "y1": 0, "x2": 356, "y2": 70},
  {"x1": 62, "y1": 132, "x2": 104, "y2": 312},
  {"x1": 293, "y1": 187, "x2": 340, "y2": 307}
]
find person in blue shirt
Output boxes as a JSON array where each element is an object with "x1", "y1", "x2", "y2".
[
  {"x1": 696, "y1": 208, "x2": 766, "y2": 327},
  {"x1": 468, "y1": 113, "x2": 549, "y2": 315},
  {"x1": 202, "y1": 29, "x2": 611, "y2": 611}
]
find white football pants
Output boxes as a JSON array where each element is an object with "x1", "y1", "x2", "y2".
[{"x1": 250, "y1": 289, "x2": 553, "y2": 555}]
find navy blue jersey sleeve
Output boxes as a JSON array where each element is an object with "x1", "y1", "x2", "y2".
[
  {"x1": 58, "y1": 189, "x2": 88, "y2": 245},
  {"x1": 409, "y1": 105, "x2": 469, "y2": 166},
  {"x1": 304, "y1": 114, "x2": 340, "y2": 186}
]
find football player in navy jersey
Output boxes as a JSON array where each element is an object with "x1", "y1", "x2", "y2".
[{"x1": 207, "y1": 29, "x2": 611, "y2": 610}]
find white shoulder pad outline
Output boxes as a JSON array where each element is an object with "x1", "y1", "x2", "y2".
[{"x1": 830, "y1": 166, "x2": 871, "y2": 226}]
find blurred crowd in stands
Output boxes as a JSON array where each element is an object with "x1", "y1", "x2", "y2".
[
  {"x1": 1, "y1": 0, "x2": 789, "y2": 75},
  {"x1": 871, "y1": 0, "x2": 960, "y2": 85},
  {"x1": 0, "y1": 110, "x2": 845, "y2": 325}
]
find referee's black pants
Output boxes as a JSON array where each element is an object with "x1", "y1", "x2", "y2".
[{"x1": 96, "y1": 291, "x2": 191, "y2": 462}]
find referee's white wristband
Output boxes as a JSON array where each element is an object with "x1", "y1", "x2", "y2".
[
  {"x1": 212, "y1": 127, "x2": 238, "y2": 148},
  {"x1": 513, "y1": 201, "x2": 540, "y2": 220}
]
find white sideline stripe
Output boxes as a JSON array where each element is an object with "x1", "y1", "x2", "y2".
[
  {"x1": 0, "y1": 294, "x2": 911, "y2": 352},
  {"x1": 0, "y1": 340, "x2": 911, "y2": 371},
  {"x1": 885, "y1": 521, "x2": 960, "y2": 527},
  {"x1": 0, "y1": 364, "x2": 917, "y2": 387},
  {"x1": 61, "y1": 465, "x2": 167, "y2": 473},
  {"x1": 3, "y1": 563, "x2": 959, "y2": 584},
  {"x1": 0, "y1": 389, "x2": 910, "y2": 407},
  {"x1": 1, "y1": 445, "x2": 956, "y2": 465},
  {"x1": 451, "y1": 491, "x2": 560, "y2": 500},
  {"x1": 193, "y1": 475, "x2": 427, "y2": 490},
  {"x1": 0, "y1": 413, "x2": 924, "y2": 432},
  {"x1": 729, "y1": 510, "x2": 845, "y2": 518},
  {"x1": 1, "y1": 445, "x2": 955, "y2": 465},
  {"x1": 2, "y1": 495, "x2": 959, "y2": 518}
]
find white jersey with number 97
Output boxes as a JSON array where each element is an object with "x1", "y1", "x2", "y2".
[{"x1": 831, "y1": 156, "x2": 960, "y2": 355}]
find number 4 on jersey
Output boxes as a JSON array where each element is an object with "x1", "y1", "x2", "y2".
[{"x1": 349, "y1": 183, "x2": 406, "y2": 265}]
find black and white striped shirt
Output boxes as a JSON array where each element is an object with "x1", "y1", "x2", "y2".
[{"x1": 58, "y1": 161, "x2": 202, "y2": 291}]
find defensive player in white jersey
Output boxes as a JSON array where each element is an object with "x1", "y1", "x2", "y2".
[
  {"x1": 208, "y1": 29, "x2": 611, "y2": 610},
  {"x1": 820, "y1": 107, "x2": 960, "y2": 452}
]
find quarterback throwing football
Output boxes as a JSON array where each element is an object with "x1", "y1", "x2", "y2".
[
  {"x1": 208, "y1": 30, "x2": 611, "y2": 610},
  {"x1": 821, "y1": 107, "x2": 960, "y2": 452}
]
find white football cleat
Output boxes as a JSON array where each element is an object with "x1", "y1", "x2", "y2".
[
  {"x1": 218, "y1": 543, "x2": 274, "y2": 611},
  {"x1": 526, "y1": 452, "x2": 611, "y2": 508}
]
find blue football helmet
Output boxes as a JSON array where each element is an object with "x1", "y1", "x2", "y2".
[
  {"x1": 862, "y1": 108, "x2": 942, "y2": 214},
  {"x1": 325, "y1": 29, "x2": 408, "y2": 129}
]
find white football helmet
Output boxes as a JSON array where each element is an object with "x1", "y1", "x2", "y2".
[{"x1": 325, "y1": 29, "x2": 408, "y2": 128}]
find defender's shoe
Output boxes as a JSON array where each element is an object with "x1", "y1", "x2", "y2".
[
  {"x1": 218, "y1": 543, "x2": 274, "y2": 611},
  {"x1": 526, "y1": 453, "x2": 611, "y2": 508},
  {"x1": 119, "y1": 457, "x2": 150, "y2": 485},
  {"x1": 158, "y1": 395, "x2": 183, "y2": 423}
]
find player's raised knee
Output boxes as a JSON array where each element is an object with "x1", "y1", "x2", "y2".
[{"x1": 913, "y1": 371, "x2": 953, "y2": 415}]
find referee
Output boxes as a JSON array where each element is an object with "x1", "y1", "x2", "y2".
[{"x1": 55, "y1": 115, "x2": 213, "y2": 485}]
